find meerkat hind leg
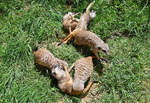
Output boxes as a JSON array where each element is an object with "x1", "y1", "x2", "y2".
[
  {"x1": 63, "y1": 31, "x2": 75, "y2": 44},
  {"x1": 68, "y1": 63, "x2": 75, "y2": 73},
  {"x1": 57, "y1": 32, "x2": 74, "y2": 46},
  {"x1": 63, "y1": 35, "x2": 73, "y2": 44},
  {"x1": 82, "y1": 81, "x2": 94, "y2": 94},
  {"x1": 69, "y1": 27, "x2": 71, "y2": 33},
  {"x1": 63, "y1": 65, "x2": 70, "y2": 77}
]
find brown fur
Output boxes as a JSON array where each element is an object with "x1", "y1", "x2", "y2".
[
  {"x1": 58, "y1": 29, "x2": 109, "y2": 60},
  {"x1": 63, "y1": 12, "x2": 79, "y2": 33},
  {"x1": 76, "y1": 1, "x2": 96, "y2": 30},
  {"x1": 51, "y1": 61, "x2": 94, "y2": 95},
  {"x1": 63, "y1": 1, "x2": 96, "y2": 33},
  {"x1": 33, "y1": 48, "x2": 68, "y2": 70},
  {"x1": 58, "y1": 1, "x2": 109, "y2": 60},
  {"x1": 69, "y1": 56, "x2": 94, "y2": 92}
]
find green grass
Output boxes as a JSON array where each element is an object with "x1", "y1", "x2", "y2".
[{"x1": 0, "y1": 0, "x2": 150, "y2": 102}]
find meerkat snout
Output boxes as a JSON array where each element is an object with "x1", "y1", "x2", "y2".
[{"x1": 97, "y1": 43, "x2": 109, "y2": 55}]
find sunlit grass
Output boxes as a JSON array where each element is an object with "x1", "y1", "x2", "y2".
[{"x1": 0, "y1": 0, "x2": 150, "y2": 102}]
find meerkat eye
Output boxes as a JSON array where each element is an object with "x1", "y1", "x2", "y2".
[
  {"x1": 52, "y1": 72, "x2": 56, "y2": 76},
  {"x1": 102, "y1": 49, "x2": 106, "y2": 53},
  {"x1": 97, "y1": 47, "x2": 101, "y2": 50},
  {"x1": 61, "y1": 66, "x2": 65, "y2": 70},
  {"x1": 53, "y1": 65, "x2": 59, "y2": 70}
]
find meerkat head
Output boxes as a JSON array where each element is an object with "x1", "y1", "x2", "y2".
[
  {"x1": 89, "y1": 10, "x2": 96, "y2": 20},
  {"x1": 96, "y1": 43, "x2": 109, "y2": 55},
  {"x1": 51, "y1": 64, "x2": 67, "y2": 81},
  {"x1": 63, "y1": 12, "x2": 74, "y2": 21},
  {"x1": 63, "y1": 12, "x2": 79, "y2": 22}
]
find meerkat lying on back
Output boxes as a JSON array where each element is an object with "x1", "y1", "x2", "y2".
[
  {"x1": 51, "y1": 56, "x2": 95, "y2": 95},
  {"x1": 63, "y1": 1, "x2": 96, "y2": 33},
  {"x1": 59, "y1": 1, "x2": 96, "y2": 43},
  {"x1": 76, "y1": 1, "x2": 96, "y2": 30},
  {"x1": 33, "y1": 48, "x2": 89, "y2": 95},
  {"x1": 33, "y1": 48, "x2": 68, "y2": 70}
]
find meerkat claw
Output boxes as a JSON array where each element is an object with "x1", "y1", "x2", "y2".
[
  {"x1": 100, "y1": 57, "x2": 108, "y2": 63},
  {"x1": 56, "y1": 42, "x2": 63, "y2": 46}
]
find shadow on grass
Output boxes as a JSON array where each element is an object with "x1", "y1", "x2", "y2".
[
  {"x1": 34, "y1": 63, "x2": 72, "y2": 96},
  {"x1": 34, "y1": 63, "x2": 58, "y2": 88},
  {"x1": 72, "y1": 43, "x2": 104, "y2": 75}
]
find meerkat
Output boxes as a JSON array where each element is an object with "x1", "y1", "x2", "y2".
[
  {"x1": 74, "y1": 30, "x2": 109, "y2": 61},
  {"x1": 76, "y1": 1, "x2": 96, "y2": 30},
  {"x1": 58, "y1": 30, "x2": 109, "y2": 61},
  {"x1": 68, "y1": 56, "x2": 94, "y2": 92},
  {"x1": 58, "y1": 1, "x2": 109, "y2": 61},
  {"x1": 57, "y1": 1, "x2": 96, "y2": 44},
  {"x1": 51, "y1": 64, "x2": 95, "y2": 95},
  {"x1": 63, "y1": 12, "x2": 79, "y2": 33},
  {"x1": 33, "y1": 48, "x2": 68, "y2": 70},
  {"x1": 63, "y1": 1, "x2": 96, "y2": 33}
]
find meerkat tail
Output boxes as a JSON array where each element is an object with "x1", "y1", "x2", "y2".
[
  {"x1": 63, "y1": 35, "x2": 73, "y2": 44},
  {"x1": 69, "y1": 27, "x2": 72, "y2": 33},
  {"x1": 86, "y1": 1, "x2": 95, "y2": 13},
  {"x1": 82, "y1": 82, "x2": 94, "y2": 94}
]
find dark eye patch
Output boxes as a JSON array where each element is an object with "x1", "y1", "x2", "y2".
[
  {"x1": 53, "y1": 65, "x2": 58, "y2": 69},
  {"x1": 102, "y1": 49, "x2": 106, "y2": 53},
  {"x1": 52, "y1": 72, "x2": 56, "y2": 75},
  {"x1": 61, "y1": 66, "x2": 65, "y2": 70},
  {"x1": 97, "y1": 47, "x2": 101, "y2": 50}
]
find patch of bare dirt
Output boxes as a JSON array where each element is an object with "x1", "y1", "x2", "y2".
[{"x1": 81, "y1": 83, "x2": 102, "y2": 103}]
